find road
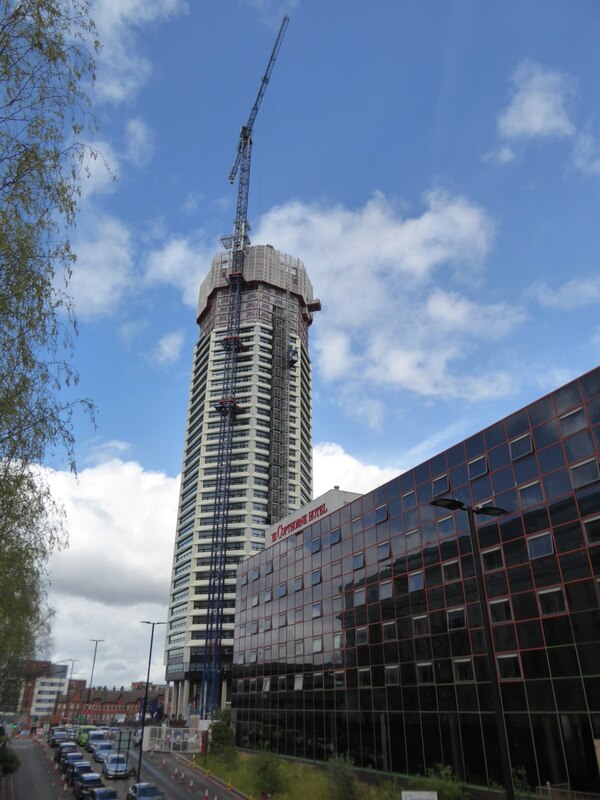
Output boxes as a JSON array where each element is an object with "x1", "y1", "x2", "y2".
[{"x1": 3, "y1": 737, "x2": 247, "y2": 800}]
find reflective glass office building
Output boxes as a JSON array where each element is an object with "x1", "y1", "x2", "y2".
[{"x1": 231, "y1": 367, "x2": 600, "y2": 791}]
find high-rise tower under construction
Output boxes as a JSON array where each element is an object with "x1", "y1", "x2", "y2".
[{"x1": 164, "y1": 243, "x2": 320, "y2": 717}]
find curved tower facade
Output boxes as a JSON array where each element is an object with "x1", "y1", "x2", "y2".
[{"x1": 165, "y1": 244, "x2": 320, "y2": 716}]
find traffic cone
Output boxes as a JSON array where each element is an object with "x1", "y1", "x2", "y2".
[
  {"x1": 203, "y1": 789, "x2": 209, "y2": 799},
  {"x1": 187, "y1": 778, "x2": 194, "y2": 794},
  {"x1": 179, "y1": 769, "x2": 186, "y2": 784},
  {"x1": 161, "y1": 757, "x2": 166, "y2": 769},
  {"x1": 172, "y1": 766, "x2": 178, "y2": 780}
]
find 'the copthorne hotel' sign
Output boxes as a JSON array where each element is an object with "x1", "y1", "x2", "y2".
[{"x1": 271, "y1": 503, "x2": 328, "y2": 543}]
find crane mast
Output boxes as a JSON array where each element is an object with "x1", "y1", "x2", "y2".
[{"x1": 199, "y1": 16, "x2": 289, "y2": 720}]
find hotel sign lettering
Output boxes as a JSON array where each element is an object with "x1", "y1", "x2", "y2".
[{"x1": 271, "y1": 503, "x2": 328, "y2": 543}]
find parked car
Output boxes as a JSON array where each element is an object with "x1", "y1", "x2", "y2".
[
  {"x1": 54, "y1": 740, "x2": 77, "y2": 762},
  {"x1": 126, "y1": 784, "x2": 165, "y2": 800},
  {"x1": 49, "y1": 728, "x2": 68, "y2": 747},
  {"x1": 88, "y1": 790, "x2": 118, "y2": 800},
  {"x1": 93, "y1": 742, "x2": 114, "y2": 762},
  {"x1": 102, "y1": 753, "x2": 133, "y2": 779},
  {"x1": 60, "y1": 750, "x2": 83, "y2": 772},
  {"x1": 66, "y1": 760, "x2": 93, "y2": 786},
  {"x1": 85, "y1": 731, "x2": 107, "y2": 752},
  {"x1": 73, "y1": 772, "x2": 104, "y2": 799}
]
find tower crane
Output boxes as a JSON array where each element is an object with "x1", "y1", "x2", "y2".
[{"x1": 199, "y1": 15, "x2": 290, "y2": 720}]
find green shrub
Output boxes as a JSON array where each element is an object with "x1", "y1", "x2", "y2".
[
  {"x1": 409, "y1": 763, "x2": 468, "y2": 800},
  {"x1": 325, "y1": 754, "x2": 361, "y2": 800},
  {"x1": 250, "y1": 748, "x2": 286, "y2": 796},
  {"x1": 0, "y1": 743, "x2": 20, "y2": 776}
]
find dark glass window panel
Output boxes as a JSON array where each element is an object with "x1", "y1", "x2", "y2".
[
  {"x1": 380, "y1": 581, "x2": 393, "y2": 600},
  {"x1": 565, "y1": 430, "x2": 595, "y2": 464},
  {"x1": 503, "y1": 539, "x2": 528, "y2": 567},
  {"x1": 408, "y1": 571, "x2": 424, "y2": 592},
  {"x1": 432, "y1": 474, "x2": 449, "y2": 497},
  {"x1": 529, "y1": 395, "x2": 555, "y2": 425},
  {"x1": 447, "y1": 442, "x2": 466, "y2": 468},
  {"x1": 438, "y1": 516, "x2": 455, "y2": 538},
  {"x1": 511, "y1": 591, "x2": 538, "y2": 620},
  {"x1": 427, "y1": 586, "x2": 445, "y2": 610},
  {"x1": 471, "y1": 475, "x2": 492, "y2": 503},
  {"x1": 510, "y1": 434, "x2": 533, "y2": 461},
  {"x1": 497, "y1": 655, "x2": 521, "y2": 679},
  {"x1": 430, "y1": 453, "x2": 447, "y2": 479},
  {"x1": 439, "y1": 538, "x2": 458, "y2": 561},
  {"x1": 311, "y1": 569, "x2": 321, "y2": 585},
  {"x1": 519, "y1": 482, "x2": 544, "y2": 509},
  {"x1": 553, "y1": 679, "x2": 586, "y2": 711},
  {"x1": 415, "y1": 462, "x2": 431, "y2": 485},
  {"x1": 581, "y1": 368, "x2": 600, "y2": 400},
  {"x1": 277, "y1": 583, "x2": 287, "y2": 597},
  {"x1": 499, "y1": 516, "x2": 524, "y2": 542},
  {"x1": 533, "y1": 419, "x2": 561, "y2": 450},
  {"x1": 531, "y1": 556, "x2": 561, "y2": 588},
  {"x1": 538, "y1": 588, "x2": 566, "y2": 615},
  {"x1": 404, "y1": 509, "x2": 419, "y2": 530},
  {"x1": 572, "y1": 609, "x2": 600, "y2": 644},
  {"x1": 489, "y1": 599, "x2": 512, "y2": 622},
  {"x1": 465, "y1": 432, "x2": 485, "y2": 459},
  {"x1": 554, "y1": 382, "x2": 582, "y2": 415},
  {"x1": 559, "y1": 407, "x2": 587, "y2": 437},
  {"x1": 587, "y1": 396, "x2": 600, "y2": 425},
  {"x1": 468, "y1": 456, "x2": 488, "y2": 480},
  {"x1": 447, "y1": 608, "x2": 466, "y2": 630},
  {"x1": 450, "y1": 463, "x2": 469, "y2": 488},
  {"x1": 492, "y1": 623, "x2": 517, "y2": 651},
  {"x1": 506, "y1": 410, "x2": 529, "y2": 438},
  {"x1": 492, "y1": 466, "x2": 515, "y2": 494},
  {"x1": 377, "y1": 542, "x2": 390, "y2": 560},
  {"x1": 543, "y1": 470, "x2": 572, "y2": 500},
  {"x1": 554, "y1": 521, "x2": 584, "y2": 553},
  {"x1": 442, "y1": 560, "x2": 460, "y2": 583},
  {"x1": 526, "y1": 680, "x2": 556, "y2": 711},
  {"x1": 414, "y1": 637, "x2": 432, "y2": 660},
  {"x1": 488, "y1": 443, "x2": 511, "y2": 471},
  {"x1": 294, "y1": 577, "x2": 303, "y2": 592},
  {"x1": 549, "y1": 496, "x2": 578, "y2": 526},
  {"x1": 514, "y1": 454, "x2": 539, "y2": 486},
  {"x1": 521, "y1": 650, "x2": 550, "y2": 678},
  {"x1": 412, "y1": 616, "x2": 428, "y2": 636},
  {"x1": 353, "y1": 552, "x2": 364, "y2": 570},
  {"x1": 571, "y1": 458, "x2": 600, "y2": 489},
  {"x1": 375, "y1": 505, "x2": 388, "y2": 524},
  {"x1": 565, "y1": 580, "x2": 598, "y2": 612},
  {"x1": 482, "y1": 547, "x2": 503, "y2": 571},
  {"x1": 402, "y1": 490, "x2": 416, "y2": 511},
  {"x1": 453, "y1": 659, "x2": 474, "y2": 682},
  {"x1": 576, "y1": 484, "x2": 600, "y2": 516},
  {"x1": 330, "y1": 528, "x2": 341, "y2": 545},
  {"x1": 444, "y1": 583, "x2": 465, "y2": 608},
  {"x1": 524, "y1": 505, "x2": 551, "y2": 534},
  {"x1": 400, "y1": 471, "x2": 415, "y2": 493},
  {"x1": 485, "y1": 571, "x2": 509, "y2": 597},
  {"x1": 537, "y1": 443, "x2": 566, "y2": 474},
  {"x1": 425, "y1": 564, "x2": 442, "y2": 587},
  {"x1": 543, "y1": 615, "x2": 574, "y2": 646},
  {"x1": 516, "y1": 619, "x2": 544, "y2": 649},
  {"x1": 310, "y1": 538, "x2": 321, "y2": 554},
  {"x1": 583, "y1": 515, "x2": 600, "y2": 544},
  {"x1": 527, "y1": 532, "x2": 553, "y2": 559},
  {"x1": 579, "y1": 642, "x2": 599, "y2": 674},
  {"x1": 417, "y1": 663, "x2": 434, "y2": 684},
  {"x1": 559, "y1": 550, "x2": 591, "y2": 581}
]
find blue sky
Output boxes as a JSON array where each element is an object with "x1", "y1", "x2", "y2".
[{"x1": 44, "y1": 0, "x2": 600, "y2": 688}]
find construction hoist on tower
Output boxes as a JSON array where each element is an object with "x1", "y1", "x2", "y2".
[{"x1": 199, "y1": 16, "x2": 290, "y2": 720}]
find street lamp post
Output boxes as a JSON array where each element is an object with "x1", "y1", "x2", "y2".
[
  {"x1": 137, "y1": 621, "x2": 165, "y2": 783},
  {"x1": 87, "y1": 639, "x2": 104, "y2": 715},
  {"x1": 58, "y1": 658, "x2": 79, "y2": 725},
  {"x1": 431, "y1": 498, "x2": 514, "y2": 800}
]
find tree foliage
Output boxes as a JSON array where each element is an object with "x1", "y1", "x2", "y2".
[
  {"x1": 0, "y1": 0, "x2": 101, "y2": 700},
  {"x1": 0, "y1": 739, "x2": 20, "y2": 777},
  {"x1": 249, "y1": 748, "x2": 286, "y2": 796}
]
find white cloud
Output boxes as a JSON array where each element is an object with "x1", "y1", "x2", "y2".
[
  {"x1": 253, "y1": 193, "x2": 518, "y2": 415},
  {"x1": 91, "y1": 0, "x2": 188, "y2": 103},
  {"x1": 572, "y1": 130, "x2": 600, "y2": 176},
  {"x1": 151, "y1": 331, "x2": 186, "y2": 365},
  {"x1": 83, "y1": 439, "x2": 132, "y2": 466},
  {"x1": 46, "y1": 459, "x2": 180, "y2": 686},
  {"x1": 70, "y1": 215, "x2": 135, "y2": 319},
  {"x1": 125, "y1": 118, "x2": 155, "y2": 167},
  {"x1": 313, "y1": 442, "x2": 398, "y2": 498},
  {"x1": 528, "y1": 276, "x2": 600, "y2": 310},
  {"x1": 144, "y1": 233, "x2": 214, "y2": 307},
  {"x1": 497, "y1": 60, "x2": 575, "y2": 141}
]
